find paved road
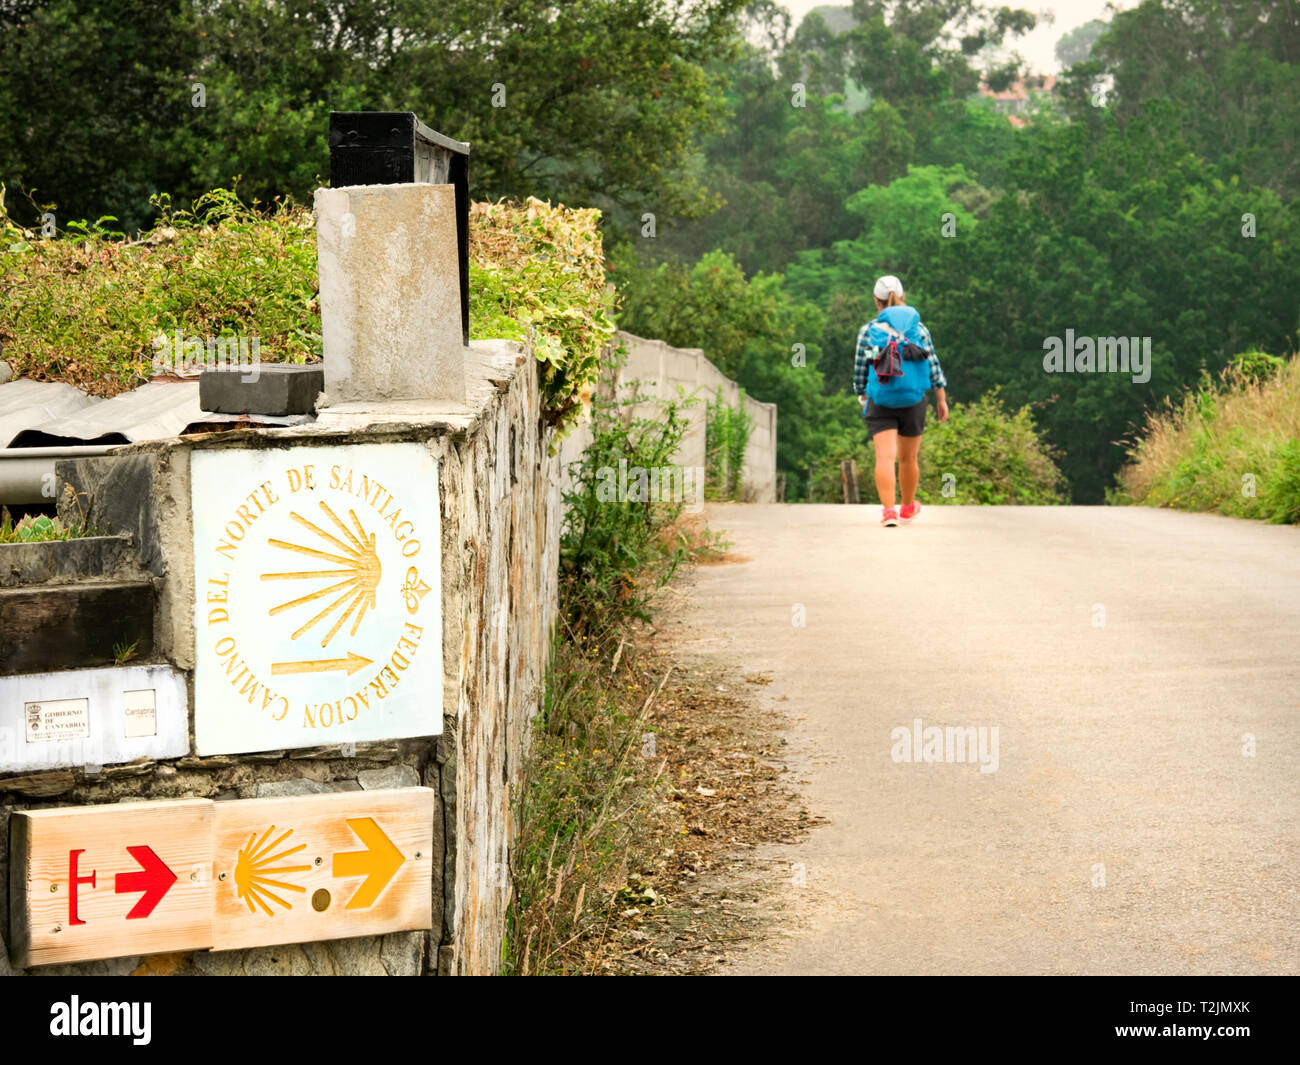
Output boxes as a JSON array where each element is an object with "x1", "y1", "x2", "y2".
[{"x1": 669, "y1": 505, "x2": 1300, "y2": 975}]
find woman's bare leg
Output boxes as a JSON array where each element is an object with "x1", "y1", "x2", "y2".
[
  {"x1": 873, "y1": 429, "x2": 898, "y2": 508},
  {"x1": 898, "y1": 434, "x2": 921, "y2": 507}
]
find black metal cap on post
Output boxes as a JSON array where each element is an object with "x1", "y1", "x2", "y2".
[{"x1": 328, "y1": 112, "x2": 471, "y2": 345}]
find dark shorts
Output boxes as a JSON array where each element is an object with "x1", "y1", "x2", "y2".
[{"x1": 865, "y1": 399, "x2": 927, "y2": 438}]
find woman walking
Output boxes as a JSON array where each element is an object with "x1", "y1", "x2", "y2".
[{"x1": 852, "y1": 275, "x2": 949, "y2": 527}]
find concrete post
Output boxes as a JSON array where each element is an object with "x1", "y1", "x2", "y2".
[{"x1": 315, "y1": 184, "x2": 467, "y2": 405}]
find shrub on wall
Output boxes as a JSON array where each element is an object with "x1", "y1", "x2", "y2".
[
  {"x1": 0, "y1": 187, "x2": 614, "y2": 436},
  {"x1": 0, "y1": 186, "x2": 319, "y2": 393},
  {"x1": 469, "y1": 198, "x2": 616, "y2": 435}
]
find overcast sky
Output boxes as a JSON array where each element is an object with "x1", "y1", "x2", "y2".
[{"x1": 777, "y1": 0, "x2": 1139, "y2": 74}]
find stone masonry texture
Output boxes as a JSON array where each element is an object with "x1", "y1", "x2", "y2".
[{"x1": 2, "y1": 347, "x2": 557, "y2": 975}]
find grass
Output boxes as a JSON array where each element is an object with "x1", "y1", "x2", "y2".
[
  {"x1": 507, "y1": 506, "x2": 726, "y2": 976},
  {"x1": 509, "y1": 375, "x2": 725, "y2": 972},
  {"x1": 506, "y1": 631, "x2": 672, "y2": 975},
  {"x1": 1115, "y1": 354, "x2": 1300, "y2": 523}
]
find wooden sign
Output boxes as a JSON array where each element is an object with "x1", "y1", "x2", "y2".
[
  {"x1": 211, "y1": 788, "x2": 433, "y2": 951},
  {"x1": 9, "y1": 799, "x2": 213, "y2": 968},
  {"x1": 191, "y1": 443, "x2": 443, "y2": 756},
  {"x1": 8, "y1": 789, "x2": 434, "y2": 968},
  {"x1": 0, "y1": 665, "x2": 189, "y2": 774}
]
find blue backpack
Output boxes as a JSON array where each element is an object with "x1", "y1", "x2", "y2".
[
  {"x1": 870, "y1": 318, "x2": 929, "y2": 381},
  {"x1": 862, "y1": 305, "x2": 933, "y2": 410}
]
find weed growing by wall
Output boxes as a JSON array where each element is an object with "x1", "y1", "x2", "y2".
[
  {"x1": 511, "y1": 389, "x2": 726, "y2": 974},
  {"x1": 704, "y1": 386, "x2": 753, "y2": 501},
  {"x1": 558, "y1": 389, "x2": 693, "y2": 643},
  {"x1": 0, "y1": 510, "x2": 94, "y2": 543}
]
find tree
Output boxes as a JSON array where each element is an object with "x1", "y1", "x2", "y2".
[
  {"x1": 839, "y1": 0, "x2": 1039, "y2": 121},
  {"x1": 614, "y1": 248, "x2": 855, "y2": 487},
  {"x1": 0, "y1": 0, "x2": 195, "y2": 231},
  {"x1": 0, "y1": 0, "x2": 748, "y2": 229},
  {"x1": 1055, "y1": 19, "x2": 1107, "y2": 69},
  {"x1": 1084, "y1": 0, "x2": 1300, "y2": 198},
  {"x1": 917, "y1": 106, "x2": 1300, "y2": 502},
  {"x1": 784, "y1": 164, "x2": 988, "y2": 389}
]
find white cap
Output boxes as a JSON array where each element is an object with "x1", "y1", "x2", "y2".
[{"x1": 873, "y1": 275, "x2": 904, "y2": 300}]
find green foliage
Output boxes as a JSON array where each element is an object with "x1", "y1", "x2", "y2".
[
  {"x1": 1261, "y1": 440, "x2": 1300, "y2": 525},
  {"x1": 1085, "y1": 0, "x2": 1300, "y2": 199},
  {"x1": 645, "y1": 0, "x2": 1040, "y2": 277},
  {"x1": 1230, "y1": 349, "x2": 1286, "y2": 381},
  {"x1": 469, "y1": 198, "x2": 617, "y2": 433},
  {"x1": 918, "y1": 96, "x2": 1021, "y2": 188},
  {"x1": 807, "y1": 391, "x2": 1065, "y2": 505},
  {"x1": 0, "y1": 0, "x2": 747, "y2": 233},
  {"x1": 558, "y1": 390, "x2": 693, "y2": 641},
  {"x1": 0, "y1": 186, "x2": 319, "y2": 394},
  {"x1": 704, "y1": 387, "x2": 754, "y2": 500},
  {"x1": 916, "y1": 107, "x2": 1300, "y2": 502},
  {"x1": 1055, "y1": 18, "x2": 1108, "y2": 69},
  {"x1": 635, "y1": 2, "x2": 1299, "y2": 504},
  {"x1": 1, "y1": 188, "x2": 613, "y2": 434},
  {"x1": 834, "y1": 1, "x2": 1038, "y2": 122},
  {"x1": 512, "y1": 392, "x2": 727, "y2": 972},
  {"x1": 649, "y1": 92, "x2": 915, "y2": 273},
  {"x1": 1116, "y1": 355, "x2": 1300, "y2": 524},
  {"x1": 507, "y1": 634, "x2": 668, "y2": 975},
  {"x1": 0, "y1": 0, "x2": 197, "y2": 234},
  {"x1": 614, "y1": 246, "x2": 856, "y2": 494},
  {"x1": 914, "y1": 391, "x2": 1067, "y2": 505},
  {"x1": 783, "y1": 164, "x2": 989, "y2": 390}
]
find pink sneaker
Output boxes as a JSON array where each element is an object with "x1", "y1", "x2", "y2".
[
  {"x1": 880, "y1": 506, "x2": 899, "y2": 527},
  {"x1": 900, "y1": 502, "x2": 921, "y2": 524}
]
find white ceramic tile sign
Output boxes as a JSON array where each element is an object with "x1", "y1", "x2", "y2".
[
  {"x1": 0, "y1": 665, "x2": 189, "y2": 774},
  {"x1": 192, "y1": 443, "x2": 442, "y2": 755}
]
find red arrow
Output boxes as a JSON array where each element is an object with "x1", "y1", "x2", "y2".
[{"x1": 114, "y1": 845, "x2": 177, "y2": 919}]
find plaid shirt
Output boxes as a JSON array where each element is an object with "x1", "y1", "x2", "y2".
[{"x1": 853, "y1": 319, "x2": 947, "y2": 397}]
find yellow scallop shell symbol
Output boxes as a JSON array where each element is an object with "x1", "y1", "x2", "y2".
[
  {"x1": 261, "y1": 501, "x2": 382, "y2": 646},
  {"x1": 234, "y1": 825, "x2": 311, "y2": 916}
]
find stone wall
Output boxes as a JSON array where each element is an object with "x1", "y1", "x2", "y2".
[
  {"x1": 0, "y1": 343, "x2": 556, "y2": 976},
  {"x1": 2, "y1": 322, "x2": 774, "y2": 976},
  {"x1": 559, "y1": 331, "x2": 779, "y2": 502}
]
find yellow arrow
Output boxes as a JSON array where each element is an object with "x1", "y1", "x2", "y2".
[
  {"x1": 332, "y1": 817, "x2": 405, "y2": 909},
  {"x1": 271, "y1": 651, "x2": 372, "y2": 677}
]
